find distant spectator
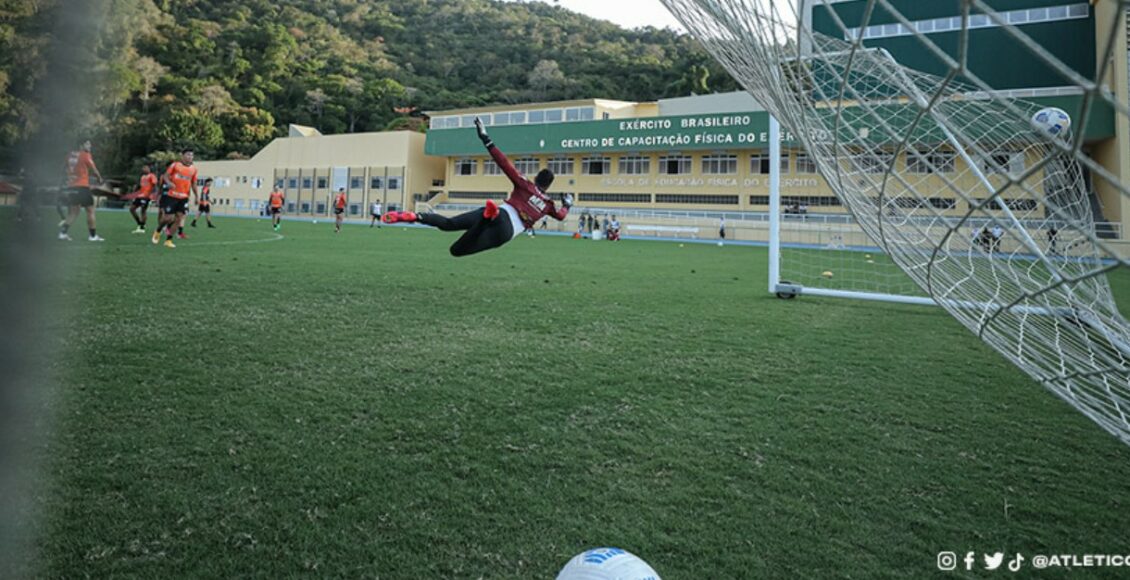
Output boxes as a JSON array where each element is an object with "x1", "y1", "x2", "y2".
[
  {"x1": 990, "y1": 224, "x2": 1003, "y2": 252},
  {"x1": 609, "y1": 215, "x2": 621, "y2": 241},
  {"x1": 370, "y1": 200, "x2": 382, "y2": 228},
  {"x1": 719, "y1": 216, "x2": 726, "y2": 241}
]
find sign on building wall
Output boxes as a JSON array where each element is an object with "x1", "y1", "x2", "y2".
[{"x1": 426, "y1": 96, "x2": 1110, "y2": 157}]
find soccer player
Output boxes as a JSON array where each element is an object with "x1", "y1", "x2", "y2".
[
  {"x1": 268, "y1": 187, "x2": 285, "y2": 231},
  {"x1": 58, "y1": 140, "x2": 105, "y2": 242},
  {"x1": 369, "y1": 200, "x2": 382, "y2": 228},
  {"x1": 152, "y1": 148, "x2": 198, "y2": 248},
  {"x1": 333, "y1": 188, "x2": 348, "y2": 233},
  {"x1": 383, "y1": 117, "x2": 572, "y2": 256},
  {"x1": 191, "y1": 178, "x2": 215, "y2": 228},
  {"x1": 128, "y1": 164, "x2": 159, "y2": 234}
]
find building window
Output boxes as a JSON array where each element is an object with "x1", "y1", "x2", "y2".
[
  {"x1": 656, "y1": 194, "x2": 739, "y2": 205},
  {"x1": 302, "y1": 177, "x2": 312, "y2": 189},
  {"x1": 846, "y1": 4, "x2": 1089, "y2": 41},
  {"x1": 659, "y1": 155, "x2": 692, "y2": 175},
  {"x1": 287, "y1": 178, "x2": 297, "y2": 189},
  {"x1": 371, "y1": 177, "x2": 384, "y2": 190},
  {"x1": 907, "y1": 150, "x2": 956, "y2": 174},
  {"x1": 749, "y1": 195, "x2": 843, "y2": 207},
  {"x1": 977, "y1": 198, "x2": 1038, "y2": 211},
  {"x1": 702, "y1": 154, "x2": 738, "y2": 175},
  {"x1": 980, "y1": 150, "x2": 1025, "y2": 175},
  {"x1": 548, "y1": 157, "x2": 574, "y2": 175},
  {"x1": 493, "y1": 112, "x2": 511, "y2": 126},
  {"x1": 449, "y1": 191, "x2": 505, "y2": 200},
  {"x1": 581, "y1": 156, "x2": 611, "y2": 175},
  {"x1": 483, "y1": 161, "x2": 502, "y2": 176},
  {"x1": 456, "y1": 159, "x2": 477, "y2": 176},
  {"x1": 565, "y1": 107, "x2": 594, "y2": 122},
  {"x1": 514, "y1": 158, "x2": 539, "y2": 176},
  {"x1": 751, "y1": 152, "x2": 789, "y2": 175},
  {"x1": 528, "y1": 110, "x2": 546, "y2": 124},
  {"x1": 317, "y1": 177, "x2": 328, "y2": 189},
  {"x1": 544, "y1": 109, "x2": 563, "y2": 123},
  {"x1": 578, "y1": 193, "x2": 652, "y2": 203},
  {"x1": 388, "y1": 177, "x2": 401, "y2": 190},
  {"x1": 795, "y1": 153, "x2": 817, "y2": 174},
  {"x1": 275, "y1": 178, "x2": 284, "y2": 189},
  {"x1": 853, "y1": 151, "x2": 895, "y2": 174},
  {"x1": 618, "y1": 156, "x2": 651, "y2": 175},
  {"x1": 350, "y1": 177, "x2": 363, "y2": 189}
]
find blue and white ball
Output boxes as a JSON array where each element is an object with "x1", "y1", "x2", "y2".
[
  {"x1": 1031, "y1": 107, "x2": 1071, "y2": 137},
  {"x1": 556, "y1": 548, "x2": 661, "y2": 580}
]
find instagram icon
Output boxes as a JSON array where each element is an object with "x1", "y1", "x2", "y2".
[{"x1": 937, "y1": 552, "x2": 958, "y2": 571}]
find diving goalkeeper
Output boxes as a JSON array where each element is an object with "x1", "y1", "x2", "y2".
[{"x1": 382, "y1": 118, "x2": 572, "y2": 256}]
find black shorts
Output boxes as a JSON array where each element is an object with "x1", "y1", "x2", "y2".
[
  {"x1": 270, "y1": 207, "x2": 281, "y2": 216},
  {"x1": 66, "y1": 187, "x2": 94, "y2": 208},
  {"x1": 334, "y1": 208, "x2": 344, "y2": 215},
  {"x1": 198, "y1": 204, "x2": 211, "y2": 214},
  {"x1": 131, "y1": 198, "x2": 150, "y2": 209},
  {"x1": 161, "y1": 195, "x2": 188, "y2": 215}
]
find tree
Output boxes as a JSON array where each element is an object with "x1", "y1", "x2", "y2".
[
  {"x1": 157, "y1": 108, "x2": 224, "y2": 153},
  {"x1": 133, "y1": 56, "x2": 167, "y2": 112},
  {"x1": 305, "y1": 88, "x2": 327, "y2": 130},
  {"x1": 195, "y1": 84, "x2": 237, "y2": 117},
  {"x1": 527, "y1": 59, "x2": 566, "y2": 102}
]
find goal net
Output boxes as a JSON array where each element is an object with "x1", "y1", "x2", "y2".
[{"x1": 659, "y1": 0, "x2": 1130, "y2": 444}]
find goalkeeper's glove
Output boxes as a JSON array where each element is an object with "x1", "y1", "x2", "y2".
[
  {"x1": 473, "y1": 117, "x2": 493, "y2": 148},
  {"x1": 562, "y1": 193, "x2": 573, "y2": 209}
]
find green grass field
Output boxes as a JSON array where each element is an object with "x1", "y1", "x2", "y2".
[{"x1": 20, "y1": 209, "x2": 1130, "y2": 578}]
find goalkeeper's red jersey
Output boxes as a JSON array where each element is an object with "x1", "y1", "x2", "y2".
[{"x1": 488, "y1": 145, "x2": 569, "y2": 228}]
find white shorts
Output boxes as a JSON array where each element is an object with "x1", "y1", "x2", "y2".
[{"x1": 500, "y1": 203, "x2": 525, "y2": 241}]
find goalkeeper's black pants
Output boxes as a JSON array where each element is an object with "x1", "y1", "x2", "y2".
[{"x1": 418, "y1": 208, "x2": 514, "y2": 257}]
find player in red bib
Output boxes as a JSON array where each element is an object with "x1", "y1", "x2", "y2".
[
  {"x1": 127, "y1": 164, "x2": 159, "y2": 234},
  {"x1": 58, "y1": 139, "x2": 105, "y2": 242},
  {"x1": 268, "y1": 188, "x2": 285, "y2": 231},
  {"x1": 383, "y1": 117, "x2": 572, "y2": 256},
  {"x1": 333, "y1": 188, "x2": 348, "y2": 233},
  {"x1": 191, "y1": 178, "x2": 215, "y2": 228},
  {"x1": 152, "y1": 148, "x2": 198, "y2": 248}
]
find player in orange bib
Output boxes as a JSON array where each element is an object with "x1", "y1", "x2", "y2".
[
  {"x1": 268, "y1": 187, "x2": 285, "y2": 231},
  {"x1": 58, "y1": 139, "x2": 105, "y2": 242},
  {"x1": 127, "y1": 164, "x2": 159, "y2": 234},
  {"x1": 333, "y1": 188, "x2": 348, "y2": 233},
  {"x1": 191, "y1": 178, "x2": 215, "y2": 228},
  {"x1": 152, "y1": 148, "x2": 199, "y2": 248}
]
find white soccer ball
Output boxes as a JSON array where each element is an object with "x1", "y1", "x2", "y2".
[
  {"x1": 312, "y1": 220, "x2": 318, "y2": 224},
  {"x1": 717, "y1": 241, "x2": 723, "y2": 246},
  {"x1": 556, "y1": 548, "x2": 660, "y2": 580},
  {"x1": 1031, "y1": 107, "x2": 1071, "y2": 137}
]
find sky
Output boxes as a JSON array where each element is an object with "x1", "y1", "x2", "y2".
[{"x1": 505, "y1": 0, "x2": 687, "y2": 31}]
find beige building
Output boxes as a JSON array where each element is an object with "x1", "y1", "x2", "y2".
[{"x1": 193, "y1": 125, "x2": 445, "y2": 217}]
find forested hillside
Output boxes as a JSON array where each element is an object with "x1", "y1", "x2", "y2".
[{"x1": 0, "y1": 0, "x2": 736, "y2": 175}]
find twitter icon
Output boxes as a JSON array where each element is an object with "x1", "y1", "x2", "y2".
[{"x1": 984, "y1": 552, "x2": 1005, "y2": 570}]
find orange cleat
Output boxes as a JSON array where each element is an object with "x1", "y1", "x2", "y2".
[
  {"x1": 381, "y1": 211, "x2": 417, "y2": 224},
  {"x1": 483, "y1": 199, "x2": 499, "y2": 220}
]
